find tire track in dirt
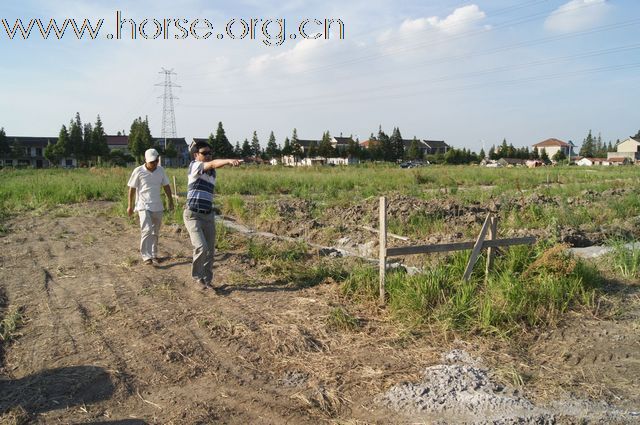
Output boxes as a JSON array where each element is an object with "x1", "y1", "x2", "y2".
[{"x1": 100, "y1": 257, "x2": 317, "y2": 423}]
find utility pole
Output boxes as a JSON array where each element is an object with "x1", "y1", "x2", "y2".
[{"x1": 155, "y1": 68, "x2": 180, "y2": 150}]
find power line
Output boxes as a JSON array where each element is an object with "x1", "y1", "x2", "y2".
[
  {"x1": 180, "y1": 61, "x2": 640, "y2": 110},
  {"x1": 179, "y1": 19, "x2": 640, "y2": 99}
]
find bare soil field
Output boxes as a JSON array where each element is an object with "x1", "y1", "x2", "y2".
[{"x1": 0, "y1": 201, "x2": 639, "y2": 424}]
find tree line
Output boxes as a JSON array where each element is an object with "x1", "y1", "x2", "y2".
[{"x1": 1, "y1": 118, "x2": 635, "y2": 167}]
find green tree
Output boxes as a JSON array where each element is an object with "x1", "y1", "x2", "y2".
[
  {"x1": 0, "y1": 128, "x2": 10, "y2": 159},
  {"x1": 308, "y1": 141, "x2": 319, "y2": 158},
  {"x1": 109, "y1": 149, "x2": 135, "y2": 167},
  {"x1": 378, "y1": 126, "x2": 393, "y2": 162},
  {"x1": 346, "y1": 139, "x2": 361, "y2": 159},
  {"x1": 634, "y1": 130, "x2": 640, "y2": 138},
  {"x1": 540, "y1": 148, "x2": 550, "y2": 164},
  {"x1": 164, "y1": 141, "x2": 177, "y2": 159},
  {"x1": 49, "y1": 125, "x2": 71, "y2": 165},
  {"x1": 213, "y1": 122, "x2": 234, "y2": 158},
  {"x1": 478, "y1": 148, "x2": 486, "y2": 160},
  {"x1": 497, "y1": 138, "x2": 509, "y2": 158},
  {"x1": 291, "y1": 129, "x2": 302, "y2": 157},
  {"x1": 68, "y1": 112, "x2": 84, "y2": 160},
  {"x1": 318, "y1": 131, "x2": 334, "y2": 158},
  {"x1": 552, "y1": 149, "x2": 566, "y2": 162},
  {"x1": 92, "y1": 115, "x2": 109, "y2": 161},
  {"x1": 251, "y1": 131, "x2": 261, "y2": 157},
  {"x1": 282, "y1": 137, "x2": 292, "y2": 155},
  {"x1": 390, "y1": 127, "x2": 404, "y2": 161},
  {"x1": 233, "y1": 141, "x2": 242, "y2": 157},
  {"x1": 266, "y1": 131, "x2": 279, "y2": 158},
  {"x1": 579, "y1": 130, "x2": 595, "y2": 158},
  {"x1": 241, "y1": 138, "x2": 252, "y2": 157},
  {"x1": 444, "y1": 148, "x2": 464, "y2": 164},
  {"x1": 407, "y1": 137, "x2": 421, "y2": 160},
  {"x1": 44, "y1": 141, "x2": 57, "y2": 165},
  {"x1": 83, "y1": 122, "x2": 94, "y2": 163},
  {"x1": 128, "y1": 116, "x2": 153, "y2": 162}
]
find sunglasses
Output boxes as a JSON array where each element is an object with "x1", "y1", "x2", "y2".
[{"x1": 198, "y1": 151, "x2": 212, "y2": 156}]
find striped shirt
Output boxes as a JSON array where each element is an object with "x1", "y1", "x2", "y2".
[{"x1": 186, "y1": 160, "x2": 216, "y2": 213}]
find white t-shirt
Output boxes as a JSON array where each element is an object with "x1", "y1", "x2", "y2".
[{"x1": 127, "y1": 164, "x2": 170, "y2": 212}]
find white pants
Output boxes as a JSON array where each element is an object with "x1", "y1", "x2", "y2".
[{"x1": 138, "y1": 210, "x2": 163, "y2": 261}]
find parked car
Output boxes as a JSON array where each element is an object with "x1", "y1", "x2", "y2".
[{"x1": 400, "y1": 161, "x2": 428, "y2": 168}]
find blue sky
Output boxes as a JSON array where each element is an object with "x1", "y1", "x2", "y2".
[{"x1": 1, "y1": 0, "x2": 639, "y2": 150}]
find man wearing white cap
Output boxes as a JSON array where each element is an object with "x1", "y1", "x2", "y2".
[{"x1": 127, "y1": 148, "x2": 174, "y2": 265}]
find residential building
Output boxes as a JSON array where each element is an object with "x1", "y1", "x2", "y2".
[
  {"x1": 156, "y1": 137, "x2": 189, "y2": 167},
  {"x1": 423, "y1": 140, "x2": 450, "y2": 155},
  {"x1": 1, "y1": 136, "x2": 57, "y2": 168},
  {"x1": 359, "y1": 139, "x2": 378, "y2": 149},
  {"x1": 295, "y1": 139, "x2": 320, "y2": 154},
  {"x1": 360, "y1": 138, "x2": 449, "y2": 156},
  {"x1": 106, "y1": 135, "x2": 130, "y2": 154},
  {"x1": 607, "y1": 136, "x2": 640, "y2": 162},
  {"x1": 532, "y1": 138, "x2": 575, "y2": 158},
  {"x1": 331, "y1": 136, "x2": 355, "y2": 151}
]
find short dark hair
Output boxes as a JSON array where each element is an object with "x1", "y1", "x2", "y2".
[{"x1": 190, "y1": 141, "x2": 211, "y2": 155}]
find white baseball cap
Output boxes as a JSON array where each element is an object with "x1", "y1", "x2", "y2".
[{"x1": 145, "y1": 148, "x2": 159, "y2": 163}]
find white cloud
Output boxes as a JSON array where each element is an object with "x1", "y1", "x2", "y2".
[
  {"x1": 390, "y1": 4, "x2": 487, "y2": 39},
  {"x1": 376, "y1": 4, "x2": 488, "y2": 58},
  {"x1": 247, "y1": 38, "x2": 331, "y2": 75},
  {"x1": 544, "y1": 0, "x2": 610, "y2": 33}
]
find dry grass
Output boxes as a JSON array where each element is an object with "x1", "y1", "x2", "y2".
[
  {"x1": 522, "y1": 243, "x2": 576, "y2": 278},
  {"x1": 0, "y1": 406, "x2": 30, "y2": 425},
  {"x1": 263, "y1": 323, "x2": 328, "y2": 356},
  {"x1": 292, "y1": 385, "x2": 351, "y2": 418}
]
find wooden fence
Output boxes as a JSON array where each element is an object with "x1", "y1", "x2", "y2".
[{"x1": 378, "y1": 196, "x2": 536, "y2": 305}]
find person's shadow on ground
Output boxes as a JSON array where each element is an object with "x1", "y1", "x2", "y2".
[{"x1": 0, "y1": 365, "x2": 143, "y2": 423}]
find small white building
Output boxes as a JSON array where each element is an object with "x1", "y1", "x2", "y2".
[
  {"x1": 327, "y1": 157, "x2": 359, "y2": 166},
  {"x1": 576, "y1": 157, "x2": 606, "y2": 166},
  {"x1": 282, "y1": 155, "x2": 326, "y2": 166}
]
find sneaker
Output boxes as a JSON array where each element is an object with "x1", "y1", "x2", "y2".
[
  {"x1": 152, "y1": 258, "x2": 162, "y2": 265},
  {"x1": 143, "y1": 259, "x2": 153, "y2": 265}
]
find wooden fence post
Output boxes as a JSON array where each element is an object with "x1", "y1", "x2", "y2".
[
  {"x1": 173, "y1": 176, "x2": 178, "y2": 200},
  {"x1": 463, "y1": 214, "x2": 492, "y2": 281},
  {"x1": 485, "y1": 215, "x2": 498, "y2": 277},
  {"x1": 379, "y1": 196, "x2": 387, "y2": 306}
]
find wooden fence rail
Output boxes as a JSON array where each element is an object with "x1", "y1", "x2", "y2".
[{"x1": 378, "y1": 196, "x2": 536, "y2": 305}]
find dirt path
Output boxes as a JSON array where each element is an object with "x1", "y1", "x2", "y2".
[
  {"x1": 0, "y1": 202, "x2": 638, "y2": 424},
  {"x1": 0, "y1": 203, "x2": 428, "y2": 423}
]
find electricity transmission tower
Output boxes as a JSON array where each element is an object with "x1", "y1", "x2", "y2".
[{"x1": 155, "y1": 68, "x2": 180, "y2": 149}]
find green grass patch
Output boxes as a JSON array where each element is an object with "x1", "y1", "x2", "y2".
[
  {"x1": 606, "y1": 240, "x2": 640, "y2": 279},
  {"x1": 342, "y1": 244, "x2": 602, "y2": 336},
  {"x1": 0, "y1": 305, "x2": 25, "y2": 343},
  {"x1": 326, "y1": 307, "x2": 359, "y2": 331}
]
